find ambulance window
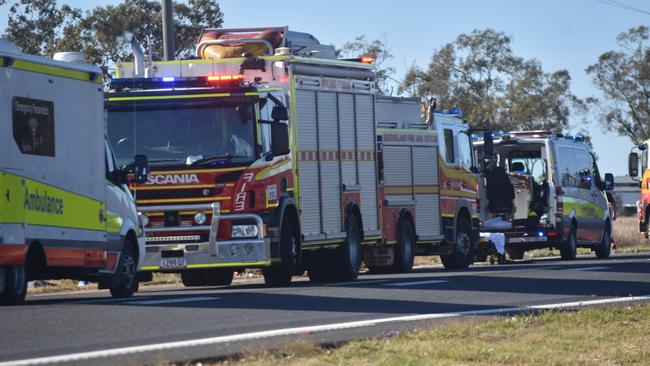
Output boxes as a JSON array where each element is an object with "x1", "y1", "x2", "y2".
[
  {"x1": 12, "y1": 97, "x2": 55, "y2": 157},
  {"x1": 444, "y1": 129, "x2": 455, "y2": 164},
  {"x1": 642, "y1": 149, "x2": 649, "y2": 173},
  {"x1": 575, "y1": 149, "x2": 592, "y2": 190},
  {"x1": 557, "y1": 147, "x2": 578, "y2": 187}
]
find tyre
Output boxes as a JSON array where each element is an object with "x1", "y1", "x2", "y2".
[
  {"x1": 392, "y1": 219, "x2": 415, "y2": 273},
  {"x1": 203, "y1": 269, "x2": 234, "y2": 286},
  {"x1": 332, "y1": 215, "x2": 362, "y2": 281},
  {"x1": 263, "y1": 218, "x2": 299, "y2": 287},
  {"x1": 181, "y1": 270, "x2": 206, "y2": 287},
  {"x1": 507, "y1": 248, "x2": 525, "y2": 260},
  {"x1": 560, "y1": 225, "x2": 577, "y2": 260},
  {"x1": 595, "y1": 225, "x2": 612, "y2": 259},
  {"x1": 441, "y1": 218, "x2": 474, "y2": 269},
  {"x1": 0, "y1": 265, "x2": 27, "y2": 305},
  {"x1": 110, "y1": 242, "x2": 139, "y2": 298}
]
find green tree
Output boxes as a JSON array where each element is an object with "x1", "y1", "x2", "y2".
[
  {"x1": 586, "y1": 26, "x2": 650, "y2": 146},
  {"x1": 3, "y1": 0, "x2": 81, "y2": 56},
  {"x1": 3, "y1": 0, "x2": 224, "y2": 68},
  {"x1": 339, "y1": 35, "x2": 396, "y2": 95},
  {"x1": 400, "y1": 29, "x2": 579, "y2": 132},
  {"x1": 73, "y1": 0, "x2": 224, "y2": 67}
]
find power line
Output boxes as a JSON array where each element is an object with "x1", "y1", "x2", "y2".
[{"x1": 595, "y1": 0, "x2": 650, "y2": 16}]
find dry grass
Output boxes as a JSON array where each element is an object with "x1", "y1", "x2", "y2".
[
  {"x1": 205, "y1": 303, "x2": 650, "y2": 366},
  {"x1": 613, "y1": 216, "x2": 650, "y2": 253}
]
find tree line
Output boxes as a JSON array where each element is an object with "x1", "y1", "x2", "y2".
[{"x1": 2, "y1": 0, "x2": 648, "y2": 146}]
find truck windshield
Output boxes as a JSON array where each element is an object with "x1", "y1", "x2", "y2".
[{"x1": 106, "y1": 104, "x2": 255, "y2": 167}]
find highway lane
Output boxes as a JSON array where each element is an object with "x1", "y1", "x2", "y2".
[{"x1": 1, "y1": 253, "x2": 650, "y2": 365}]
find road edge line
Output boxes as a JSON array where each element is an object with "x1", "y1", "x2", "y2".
[{"x1": 3, "y1": 294, "x2": 650, "y2": 366}]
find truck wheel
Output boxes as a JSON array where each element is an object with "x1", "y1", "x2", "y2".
[
  {"x1": 560, "y1": 225, "x2": 577, "y2": 260},
  {"x1": 507, "y1": 248, "x2": 525, "y2": 260},
  {"x1": 181, "y1": 271, "x2": 206, "y2": 287},
  {"x1": 441, "y1": 218, "x2": 474, "y2": 269},
  {"x1": 392, "y1": 219, "x2": 415, "y2": 273},
  {"x1": 110, "y1": 242, "x2": 139, "y2": 298},
  {"x1": 333, "y1": 215, "x2": 362, "y2": 281},
  {"x1": 203, "y1": 269, "x2": 234, "y2": 286},
  {"x1": 263, "y1": 219, "x2": 299, "y2": 287},
  {"x1": 0, "y1": 265, "x2": 27, "y2": 305},
  {"x1": 595, "y1": 225, "x2": 612, "y2": 259}
]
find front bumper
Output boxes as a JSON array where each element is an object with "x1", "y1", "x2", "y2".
[{"x1": 139, "y1": 202, "x2": 271, "y2": 271}]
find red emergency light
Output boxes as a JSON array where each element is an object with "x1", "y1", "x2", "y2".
[{"x1": 207, "y1": 74, "x2": 244, "y2": 82}]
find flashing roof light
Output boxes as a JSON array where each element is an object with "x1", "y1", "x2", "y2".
[
  {"x1": 434, "y1": 108, "x2": 463, "y2": 117},
  {"x1": 162, "y1": 76, "x2": 175, "y2": 82},
  {"x1": 564, "y1": 134, "x2": 585, "y2": 142},
  {"x1": 360, "y1": 55, "x2": 376, "y2": 64},
  {"x1": 207, "y1": 74, "x2": 244, "y2": 82}
]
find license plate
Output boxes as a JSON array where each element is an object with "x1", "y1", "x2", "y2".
[{"x1": 160, "y1": 258, "x2": 187, "y2": 269}]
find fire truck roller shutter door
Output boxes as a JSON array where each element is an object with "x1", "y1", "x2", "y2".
[
  {"x1": 338, "y1": 94, "x2": 357, "y2": 189},
  {"x1": 296, "y1": 89, "x2": 321, "y2": 236},
  {"x1": 413, "y1": 146, "x2": 441, "y2": 237},
  {"x1": 354, "y1": 94, "x2": 379, "y2": 233},
  {"x1": 317, "y1": 91, "x2": 342, "y2": 234}
]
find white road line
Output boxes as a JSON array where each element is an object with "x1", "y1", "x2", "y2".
[
  {"x1": 124, "y1": 296, "x2": 221, "y2": 305},
  {"x1": 567, "y1": 266, "x2": 611, "y2": 272},
  {"x1": 328, "y1": 279, "x2": 391, "y2": 286},
  {"x1": 384, "y1": 279, "x2": 448, "y2": 287},
  {"x1": 39, "y1": 297, "x2": 154, "y2": 305},
  {"x1": 4, "y1": 295, "x2": 650, "y2": 366}
]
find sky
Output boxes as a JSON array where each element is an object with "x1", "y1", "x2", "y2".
[{"x1": 1, "y1": 0, "x2": 649, "y2": 175}]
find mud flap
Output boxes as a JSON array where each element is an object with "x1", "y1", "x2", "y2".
[{"x1": 363, "y1": 247, "x2": 394, "y2": 267}]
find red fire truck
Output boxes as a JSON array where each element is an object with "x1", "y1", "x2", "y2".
[{"x1": 105, "y1": 27, "x2": 480, "y2": 286}]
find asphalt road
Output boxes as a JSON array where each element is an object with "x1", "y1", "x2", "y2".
[{"x1": 2, "y1": 253, "x2": 650, "y2": 365}]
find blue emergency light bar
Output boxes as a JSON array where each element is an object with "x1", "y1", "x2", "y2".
[
  {"x1": 108, "y1": 74, "x2": 246, "y2": 91},
  {"x1": 435, "y1": 108, "x2": 463, "y2": 117}
]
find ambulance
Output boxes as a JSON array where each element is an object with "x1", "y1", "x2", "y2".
[{"x1": 0, "y1": 40, "x2": 148, "y2": 304}]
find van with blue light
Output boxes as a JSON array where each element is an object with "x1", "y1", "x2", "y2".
[
  {"x1": 473, "y1": 130, "x2": 615, "y2": 260},
  {"x1": 0, "y1": 40, "x2": 149, "y2": 304}
]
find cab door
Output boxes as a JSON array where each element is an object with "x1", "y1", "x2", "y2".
[{"x1": 574, "y1": 149, "x2": 603, "y2": 242}]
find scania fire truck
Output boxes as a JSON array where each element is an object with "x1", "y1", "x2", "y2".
[{"x1": 105, "y1": 27, "x2": 479, "y2": 286}]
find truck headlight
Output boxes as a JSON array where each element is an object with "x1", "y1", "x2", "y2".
[
  {"x1": 231, "y1": 224, "x2": 259, "y2": 238},
  {"x1": 194, "y1": 212, "x2": 207, "y2": 225}
]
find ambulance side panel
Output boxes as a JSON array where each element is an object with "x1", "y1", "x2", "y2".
[{"x1": 0, "y1": 63, "x2": 106, "y2": 265}]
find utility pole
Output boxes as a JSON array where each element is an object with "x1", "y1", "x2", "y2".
[{"x1": 162, "y1": 0, "x2": 175, "y2": 61}]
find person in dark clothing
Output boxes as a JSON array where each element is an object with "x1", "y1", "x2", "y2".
[{"x1": 485, "y1": 163, "x2": 515, "y2": 214}]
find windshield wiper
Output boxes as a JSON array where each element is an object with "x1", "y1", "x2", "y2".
[
  {"x1": 188, "y1": 154, "x2": 233, "y2": 167},
  {"x1": 148, "y1": 158, "x2": 185, "y2": 163}
]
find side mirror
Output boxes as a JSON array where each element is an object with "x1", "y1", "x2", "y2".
[
  {"x1": 604, "y1": 173, "x2": 614, "y2": 191},
  {"x1": 131, "y1": 154, "x2": 149, "y2": 183},
  {"x1": 271, "y1": 105, "x2": 289, "y2": 122},
  {"x1": 629, "y1": 152, "x2": 639, "y2": 178},
  {"x1": 271, "y1": 122, "x2": 290, "y2": 156}
]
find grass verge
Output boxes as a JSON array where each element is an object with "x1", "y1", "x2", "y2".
[{"x1": 207, "y1": 303, "x2": 650, "y2": 365}]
